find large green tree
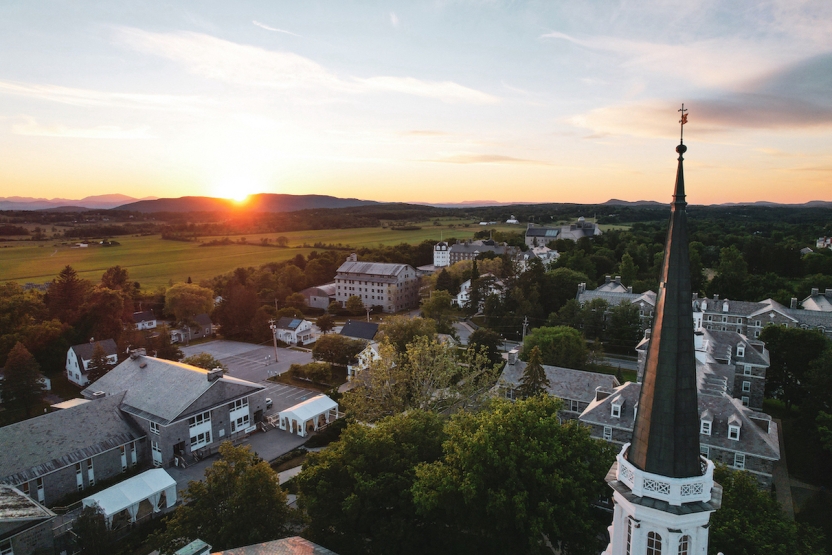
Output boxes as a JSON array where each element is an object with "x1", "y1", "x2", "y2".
[
  {"x1": 164, "y1": 283, "x2": 214, "y2": 323},
  {"x1": 378, "y1": 316, "x2": 436, "y2": 354},
  {"x1": 420, "y1": 290, "x2": 454, "y2": 334},
  {"x1": 181, "y1": 353, "x2": 227, "y2": 372},
  {"x1": 85, "y1": 342, "x2": 115, "y2": 384},
  {"x1": 518, "y1": 345, "x2": 549, "y2": 398},
  {"x1": 759, "y1": 326, "x2": 829, "y2": 409},
  {"x1": 73, "y1": 503, "x2": 113, "y2": 555},
  {"x1": 151, "y1": 443, "x2": 291, "y2": 554},
  {"x1": 1, "y1": 342, "x2": 46, "y2": 418},
  {"x1": 312, "y1": 334, "x2": 366, "y2": 366},
  {"x1": 468, "y1": 328, "x2": 503, "y2": 366},
  {"x1": 297, "y1": 411, "x2": 448, "y2": 555},
  {"x1": 521, "y1": 326, "x2": 589, "y2": 369},
  {"x1": 412, "y1": 396, "x2": 615, "y2": 555},
  {"x1": 345, "y1": 295, "x2": 365, "y2": 316},
  {"x1": 47, "y1": 265, "x2": 90, "y2": 324},
  {"x1": 607, "y1": 301, "x2": 642, "y2": 349},
  {"x1": 709, "y1": 466, "x2": 825, "y2": 555}
]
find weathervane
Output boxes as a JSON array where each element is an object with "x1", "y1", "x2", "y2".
[{"x1": 678, "y1": 103, "x2": 688, "y2": 144}]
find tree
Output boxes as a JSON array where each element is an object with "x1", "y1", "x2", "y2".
[
  {"x1": 468, "y1": 328, "x2": 503, "y2": 366},
  {"x1": 435, "y1": 269, "x2": 455, "y2": 294},
  {"x1": 73, "y1": 503, "x2": 113, "y2": 555},
  {"x1": 518, "y1": 346, "x2": 549, "y2": 397},
  {"x1": 151, "y1": 443, "x2": 291, "y2": 554},
  {"x1": 328, "y1": 300, "x2": 341, "y2": 314},
  {"x1": 760, "y1": 326, "x2": 829, "y2": 409},
  {"x1": 80, "y1": 285, "x2": 128, "y2": 343},
  {"x1": 149, "y1": 325, "x2": 183, "y2": 361},
  {"x1": 345, "y1": 295, "x2": 365, "y2": 316},
  {"x1": 47, "y1": 265, "x2": 90, "y2": 324},
  {"x1": 618, "y1": 253, "x2": 638, "y2": 286},
  {"x1": 164, "y1": 283, "x2": 214, "y2": 324},
  {"x1": 182, "y1": 353, "x2": 227, "y2": 372},
  {"x1": 521, "y1": 326, "x2": 589, "y2": 369},
  {"x1": 312, "y1": 334, "x2": 366, "y2": 366},
  {"x1": 607, "y1": 301, "x2": 642, "y2": 349},
  {"x1": 0, "y1": 342, "x2": 46, "y2": 418},
  {"x1": 708, "y1": 245, "x2": 748, "y2": 300},
  {"x1": 709, "y1": 466, "x2": 825, "y2": 555},
  {"x1": 470, "y1": 259, "x2": 480, "y2": 281},
  {"x1": 213, "y1": 283, "x2": 259, "y2": 339},
  {"x1": 297, "y1": 411, "x2": 448, "y2": 555},
  {"x1": 581, "y1": 297, "x2": 608, "y2": 341},
  {"x1": 316, "y1": 313, "x2": 335, "y2": 334},
  {"x1": 412, "y1": 396, "x2": 616, "y2": 555},
  {"x1": 100, "y1": 265, "x2": 131, "y2": 292},
  {"x1": 86, "y1": 342, "x2": 114, "y2": 384},
  {"x1": 284, "y1": 292, "x2": 307, "y2": 310},
  {"x1": 421, "y1": 290, "x2": 454, "y2": 334},
  {"x1": 547, "y1": 267, "x2": 590, "y2": 314},
  {"x1": 378, "y1": 316, "x2": 436, "y2": 354}
]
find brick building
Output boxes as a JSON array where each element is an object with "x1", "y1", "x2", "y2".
[{"x1": 334, "y1": 254, "x2": 419, "y2": 313}]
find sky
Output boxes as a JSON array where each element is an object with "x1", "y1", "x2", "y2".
[{"x1": 0, "y1": 1, "x2": 830, "y2": 205}]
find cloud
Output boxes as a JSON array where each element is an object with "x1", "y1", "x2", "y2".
[
  {"x1": 401, "y1": 130, "x2": 449, "y2": 136},
  {"x1": 114, "y1": 27, "x2": 498, "y2": 104},
  {"x1": 390, "y1": 12, "x2": 399, "y2": 28},
  {"x1": 252, "y1": 21, "x2": 301, "y2": 37},
  {"x1": 11, "y1": 117, "x2": 155, "y2": 139},
  {"x1": 0, "y1": 80, "x2": 209, "y2": 111},
  {"x1": 569, "y1": 54, "x2": 832, "y2": 137},
  {"x1": 430, "y1": 154, "x2": 551, "y2": 165}
]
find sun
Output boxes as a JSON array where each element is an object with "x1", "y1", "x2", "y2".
[{"x1": 212, "y1": 177, "x2": 262, "y2": 203}]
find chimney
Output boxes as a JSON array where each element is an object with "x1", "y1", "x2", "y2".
[
  {"x1": 826, "y1": 289, "x2": 832, "y2": 298},
  {"x1": 92, "y1": 391, "x2": 106, "y2": 400},
  {"x1": 578, "y1": 283, "x2": 586, "y2": 294},
  {"x1": 694, "y1": 331, "x2": 704, "y2": 351},
  {"x1": 811, "y1": 287, "x2": 819, "y2": 296},
  {"x1": 507, "y1": 348, "x2": 519, "y2": 365},
  {"x1": 614, "y1": 276, "x2": 621, "y2": 284},
  {"x1": 129, "y1": 348, "x2": 146, "y2": 360},
  {"x1": 207, "y1": 368, "x2": 223, "y2": 382},
  {"x1": 713, "y1": 294, "x2": 719, "y2": 301},
  {"x1": 605, "y1": 276, "x2": 611, "y2": 284},
  {"x1": 790, "y1": 298, "x2": 798, "y2": 309},
  {"x1": 627, "y1": 286, "x2": 633, "y2": 294}
]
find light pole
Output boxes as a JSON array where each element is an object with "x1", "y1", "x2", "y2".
[{"x1": 268, "y1": 319, "x2": 279, "y2": 365}]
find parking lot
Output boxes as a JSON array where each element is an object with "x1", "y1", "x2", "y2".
[{"x1": 181, "y1": 340, "x2": 314, "y2": 384}]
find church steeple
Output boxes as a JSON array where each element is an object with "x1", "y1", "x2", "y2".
[{"x1": 627, "y1": 106, "x2": 701, "y2": 478}]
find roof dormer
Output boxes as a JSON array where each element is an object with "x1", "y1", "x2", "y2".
[
  {"x1": 700, "y1": 409, "x2": 713, "y2": 435},
  {"x1": 736, "y1": 343, "x2": 745, "y2": 358},
  {"x1": 728, "y1": 414, "x2": 742, "y2": 441},
  {"x1": 611, "y1": 399, "x2": 622, "y2": 418}
]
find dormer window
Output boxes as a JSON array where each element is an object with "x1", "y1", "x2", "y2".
[
  {"x1": 728, "y1": 425, "x2": 740, "y2": 440},
  {"x1": 611, "y1": 402, "x2": 621, "y2": 418},
  {"x1": 700, "y1": 420, "x2": 711, "y2": 435},
  {"x1": 737, "y1": 344, "x2": 745, "y2": 358}
]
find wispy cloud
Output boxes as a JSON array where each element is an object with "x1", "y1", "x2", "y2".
[
  {"x1": 0, "y1": 80, "x2": 210, "y2": 111},
  {"x1": 390, "y1": 12, "x2": 399, "y2": 28},
  {"x1": 402, "y1": 130, "x2": 449, "y2": 136},
  {"x1": 114, "y1": 28, "x2": 499, "y2": 104},
  {"x1": 11, "y1": 117, "x2": 155, "y2": 139},
  {"x1": 252, "y1": 21, "x2": 301, "y2": 37},
  {"x1": 430, "y1": 154, "x2": 551, "y2": 165}
]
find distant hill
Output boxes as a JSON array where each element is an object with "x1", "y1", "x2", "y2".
[
  {"x1": 0, "y1": 194, "x2": 155, "y2": 211},
  {"x1": 602, "y1": 199, "x2": 665, "y2": 207},
  {"x1": 116, "y1": 193, "x2": 379, "y2": 213}
]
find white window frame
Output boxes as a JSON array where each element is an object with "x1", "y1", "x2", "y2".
[
  {"x1": 231, "y1": 414, "x2": 250, "y2": 433},
  {"x1": 744, "y1": 365, "x2": 752, "y2": 376},
  {"x1": 87, "y1": 459, "x2": 95, "y2": 486},
  {"x1": 741, "y1": 396, "x2": 749, "y2": 407},
  {"x1": 190, "y1": 430, "x2": 212, "y2": 450},
  {"x1": 700, "y1": 444, "x2": 710, "y2": 458},
  {"x1": 737, "y1": 344, "x2": 745, "y2": 357},
  {"x1": 700, "y1": 420, "x2": 712, "y2": 435},
  {"x1": 728, "y1": 425, "x2": 740, "y2": 441},
  {"x1": 188, "y1": 411, "x2": 211, "y2": 428},
  {"x1": 611, "y1": 403, "x2": 621, "y2": 418},
  {"x1": 75, "y1": 463, "x2": 83, "y2": 491},
  {"x1": 150, "y1": 421, "x2": 160, "y2": 434},
  {"x1": 603, "y1": 426, "x2": 612, "y2": 441},
  {"x1": 0, "y1": 539, "x2": 13, "y2": 555},
  {"x1": 678, "y1": 534, "x2": 690, "y2": 555},
  {"x1": 742, "y1": 381, "x2": 751, "y2": 392},
  {"x1": 569, "y1": 399, "x2": 580, "y2": 412},
  {"x1": 734, "y1": 452, "x2": 745, "y2": 469}
]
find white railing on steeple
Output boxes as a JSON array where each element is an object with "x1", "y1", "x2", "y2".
[{"x1": 615, "y1": 443, "x2": 714, "y2": 506}]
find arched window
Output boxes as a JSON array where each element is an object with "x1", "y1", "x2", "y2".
[
  {"x1": 647, "y1": 531, "x2": 662, "y2": 555},
  {"x1": 678, "y1": 535, "x2": 690, "y2": 555}
]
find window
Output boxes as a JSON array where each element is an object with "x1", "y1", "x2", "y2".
[
  {"x1": 707, "y1": 315, "x2": 712, "y2": 321},
  {"x1": 231, "y1": 414, "x2": 250, "y2": 433},
  {"x1": 755, "y1": 330, "x2": 760, "y2": 338},
  {"x1": 728, "y1": 425, "x2": 740, "y2": 441},
  {"x1": 700, "y1": 444, "x2": 710, "y2": 458},
  {"x1": 700, "y1": 420, "x2": 711, "y2": 435},
  {"x1": 611, "y1": 403, "x2": 621, "y2": 418},
  {"x1": 737, "y1": 344, "x2": 745, "y2": 357},
  {"x1": 603, "y1": 426, "x2": 612, "y2": 441},
  {"x1": 678, "y1": 535, "x2": 690, "y2": 555},
  {"x1": 755, "y1": 320, "x2": 761, "y2": 327},
  {"x1": 87, "y1": 459, "x2": 95, "y2": 486},
  {"x1": 569, "y1": 399, "x2": 580, "y2": 412},
  {"x1": 21, "y1": 482, "x2": 30, "y2": 496},
  {"x1": 744, "y1": 365, "x2": 752, "y2": 376},
  {"x1": 647, "y1": 531, "x2": 662, "y2": 555},
  {"x1": 190, "y1": 431, "x2": 212, "y2": 449},
  {"x1": 742, "y1": 381, "x2": 751, "y2": 393},
  {"x1": 36, "y1": 478, "x2": 43, "y2": 503},
  {"x1": 188, "y1": 411, "x2": 211, "y2": 428},
  {"x1": 626, "y1": 518, "x2": 632, "y2": 555},
  {"x1": 736, "y1": 327, "x2": 742, "y2": 333},
  {"x1": 150, "y1": 421, "x2": 160, "y2": 434},
  {"x1": 734, "y1": 453, "x2": 745, "y2": 469},
  {"x1": 229, "y1": 398, "x2": 248, "y2": 411},
  {"x1": 0, "y1": 539, "x2": 12, "y2": 555},
  {"x1": 76, "y1": 463, "x2": 83, "y2": 491},
  {"x1": 741, "y1": 396, "x2": 749, "y2": 407}
]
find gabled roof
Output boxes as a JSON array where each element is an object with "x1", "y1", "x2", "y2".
[
  {"x1": 275, "y1": 317, "x2": 306, "y2": 331},
  {"x1": 499, "y1": 361, "x2": 619, "y2": 406},
  {"x1": 336, "y1": 260, "x2": 412, "y2": 277},
  {"x1": 70, "y1": 339, "x2": 118, "y2": 362},
  {"x1": 132, "y1": 310, "x2": 155, "y2": 324},
  {"x1": 279, "y1": 395, "x2": 338, "y2": 422},
  {"x1": 0, "y1": 485, "x2": 54, "y2": 538},
  {"x1": 214, "y1": 536, "x2": 338, "y2": 555},
  {"x1": 193, "y1": 313, "x2": 212, "y2": 328},
  {"x1": 339, "y1": 320, "x2": 379, "y2": 340},
  {"x1": 525, "y1": 226, "x2": 560, "y2": 238},
  {"x1": 0, "y1": 392, "x2": 143, "y2": 485},
  {"x1": 81, "y1": 356, "x2": 263, "y2": 425}
]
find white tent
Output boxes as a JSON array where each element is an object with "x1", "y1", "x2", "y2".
[
  {"x1": 278, "y1": 395, "x2": 339, "y2": 437},
  {"x1": 82, "y1": 468, "x2": 177, "y2": 527}
]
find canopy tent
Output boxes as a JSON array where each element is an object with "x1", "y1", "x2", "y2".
[
  {"x1": 82, "y1": 468, "x2": 176, "y2": 527},
  {"x1": 278, "y1": 395, "x2": 339, "y2": 437}
]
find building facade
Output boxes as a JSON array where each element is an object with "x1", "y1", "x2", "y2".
[
  {"x1": 693, "y1": 294, "x2": 832, "y2": 339},
  {"x1": 334, "y1": 254, "x2": 419, "y2": 313},
  {"x1": 433, "y1": 241, "x2": 450, "y2": 267},
  {"x1": 65, "y1": 339, "x2": 119, "y2": 387}
]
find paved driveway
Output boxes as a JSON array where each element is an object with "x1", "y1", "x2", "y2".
[{"x1": 181, "y1": 340, "x2": 314, "y2": 383}]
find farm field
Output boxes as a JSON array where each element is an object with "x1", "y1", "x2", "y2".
[{"x1": 0, "y1": 236, "x2": 320, "y2": 290}]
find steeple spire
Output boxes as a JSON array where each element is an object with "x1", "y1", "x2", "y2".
[{"x1": 628, "y1": 106, "x2": 701, "y2": 478}]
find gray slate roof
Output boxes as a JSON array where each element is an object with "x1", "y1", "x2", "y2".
[
  {"x1": 578, "y1": 290, "x2": 656, "y2": 307},
  {"x1": 0, "y1": 486, "x2": 55, "y2": 539},
  {"x1": 81, "y1": 356, "x2": 263, "y2": 425},
  {"x1": 499, "y1": 360, "x2": 619, "y2": 406},
  {"x1": 132, "y1": 310, "x2": 155, "y2": 324},
  {"x1": 699, "y1": 329, "x2": 769, "y2": 367},
  {"x1": 336, "y1": 260, "x2": 411, "y2": 277},
  {"x1": 69, "y1": 339, "x2": 118, "y2": 362},
  {"x1": 215, "y1": 536, "x2": 338, "y2": 555},
  {"x1": 525, "y1": 226, "x2": 560, "y2": 238},
  {"x1": 275, "y1": 317, "x2": 305, "y2": 331},
  {"x1": 339, "y1": 320, "x2": 379, "y2": 341},
  {"x1": 0, "y1": 392, "x2": 143, "y2": 485}
]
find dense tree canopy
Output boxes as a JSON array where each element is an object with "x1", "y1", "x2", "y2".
[
  {"x1": 181, "y1": 352, "x2": 227, "y2": 372},
  {"x1": 164, "y1": 283, "x2": 214, "y2": 323},
  {"x1": 521, "y1": 326, "x2": 589, "y2": 369},
  {"x1": 0, "y1": 342, "x2": 46, "y2": 418},
  {"x1": 377, "y1": 316, "x2": 436, "y2": 354},
  {"x1": 760, "y1": 326, "x2": 830, "y2": 409},
  {"x1": 312, "y1": 334, "x2": 366, "y2": 366}
]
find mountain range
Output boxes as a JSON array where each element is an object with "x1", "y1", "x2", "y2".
[
  {"x1": 0, "y1": 194, "x2": 157, "y2": 211},
  {"x1": 115, "y1": 194, "x2": 378, "y2": 213}
]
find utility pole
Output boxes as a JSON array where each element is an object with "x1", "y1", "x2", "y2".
[
  {"x1": 268, "y1": 319, "x2": 279, "y2": 364},
  {"x1": 366, "y1": 307, "x2": 371, "y2": 323},
  {"x1": 522, "y1": 316, "x2": 529, "y2": 342}
]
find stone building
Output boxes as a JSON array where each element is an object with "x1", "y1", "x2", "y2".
[
  {"x1": 0, "y1": 486, "x2": 56, "y2": 555},
  {"x1": 693, "y1": 294, "x2": 832, "y2": 339},
  {"x1": 334, "y1": 254, "x2": 419, "y2": 313}
]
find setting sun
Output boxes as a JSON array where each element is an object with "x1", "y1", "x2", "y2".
[{"x1": 212, "y1": 177, "x2": 262, "y2": 203}]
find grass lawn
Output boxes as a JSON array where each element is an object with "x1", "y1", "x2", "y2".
[
  {"x1": 268, "y1": 364, "x2": 348, "y2": 393},
  {"x1": 0, "y1": 236, "x2": 321, "y2": 289}
]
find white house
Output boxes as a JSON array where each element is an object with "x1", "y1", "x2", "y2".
[
  {"x1": 132, "y1": 310, "x2": 157, "y2": 331},
  {"x1": 347, "y1": 342, "x2": 381, "y2": 380},
  {"x1": 454, "y1": 274, "x2": 504, "y2": 308},
  {"x1": 66, "y1": 339, "x2": 119, "y2": 387},
  {"x1": 272, "y1": 317, "x2": 314, "y2": 345}
]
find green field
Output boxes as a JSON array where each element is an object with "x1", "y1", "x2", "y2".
[{"x1": 0, "y1": 221, "x2": 524, "y2": 289}]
